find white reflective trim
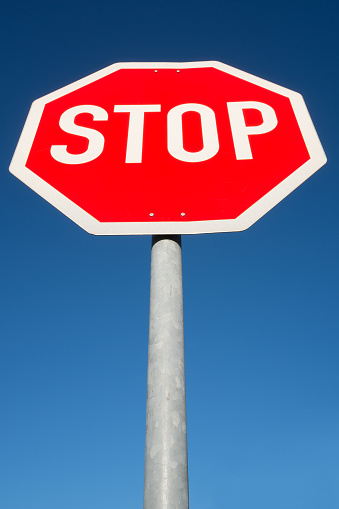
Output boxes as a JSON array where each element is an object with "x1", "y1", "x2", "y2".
[
  {"x1": 167, "y1": 103, "x2": 219, "y2": 162},
  {"x1": 114, "y1": 105, "x2": 161, "y2": 163},
  {"x1": 50, "y1": 105, "x2": 108, "y2": 164},
  {"x1": 227, "y1": 101, "x2": 278, "y2": 160}
]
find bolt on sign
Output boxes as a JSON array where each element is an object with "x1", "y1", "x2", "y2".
[{"x1": 10, "y1": 61, "x2": 326, "y2": 235}]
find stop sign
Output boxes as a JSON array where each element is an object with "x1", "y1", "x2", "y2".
[{"x1": 10, "y1": 61, "x2": 326, "y2": 235}]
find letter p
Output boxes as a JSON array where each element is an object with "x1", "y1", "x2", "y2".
[{"x1": 227, "y1": 101, "x2": 278, "y2": 160}]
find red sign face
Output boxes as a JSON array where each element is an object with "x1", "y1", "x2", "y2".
[{"x1": 10, "y1": 61, "x2": 326, "y2": 235}]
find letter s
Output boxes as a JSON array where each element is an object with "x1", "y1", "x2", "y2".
[{"x1": 50, "y1": 105, "x2": 108, "y2": 164}]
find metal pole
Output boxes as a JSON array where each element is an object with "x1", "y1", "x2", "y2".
[{"x1": 144, "y1": 235, "x2": 189, "y2": 509}]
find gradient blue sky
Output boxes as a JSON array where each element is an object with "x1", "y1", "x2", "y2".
[{"x1": 1, "y1": 1, "x2": 338, "y2": 508}]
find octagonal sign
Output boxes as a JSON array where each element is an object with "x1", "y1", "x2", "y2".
[{"x1": 10, "y1": 61, "x2": 326, "y2": 235}]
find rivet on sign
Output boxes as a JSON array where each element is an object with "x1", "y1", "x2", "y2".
[
  {"x1": 177, "y1": 70, "x2": 180, "y2": 73},
  {"x1": 181, "y1": 212, "x2": 185, "y2": 217},
  {"x1": 149, "y1": 213, "x2": 154, "y2": 217},
  {"x1": 154, "y1": 70, "x2": 158, "y2": 73}
]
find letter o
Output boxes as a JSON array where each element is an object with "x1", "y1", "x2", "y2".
[{"x1": 167, "y1": 103, "x2": 219, "y2": 162}]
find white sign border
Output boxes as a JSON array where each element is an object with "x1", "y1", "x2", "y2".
[{"x1": 10, "y1": 60, "x2": 327, "y2": 235}]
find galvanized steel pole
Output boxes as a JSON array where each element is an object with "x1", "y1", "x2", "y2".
[{"x1": 144, "y1": 235, "x2": 189, "y2": 509}]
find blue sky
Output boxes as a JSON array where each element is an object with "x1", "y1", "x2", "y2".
[{"x1": 1, "y1": 1, "x2": 338, "y2": 508}]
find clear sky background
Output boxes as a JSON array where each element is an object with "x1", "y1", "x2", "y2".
[{"x1": 1, "y1": 1, "x2": 338, "y2": 508}]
